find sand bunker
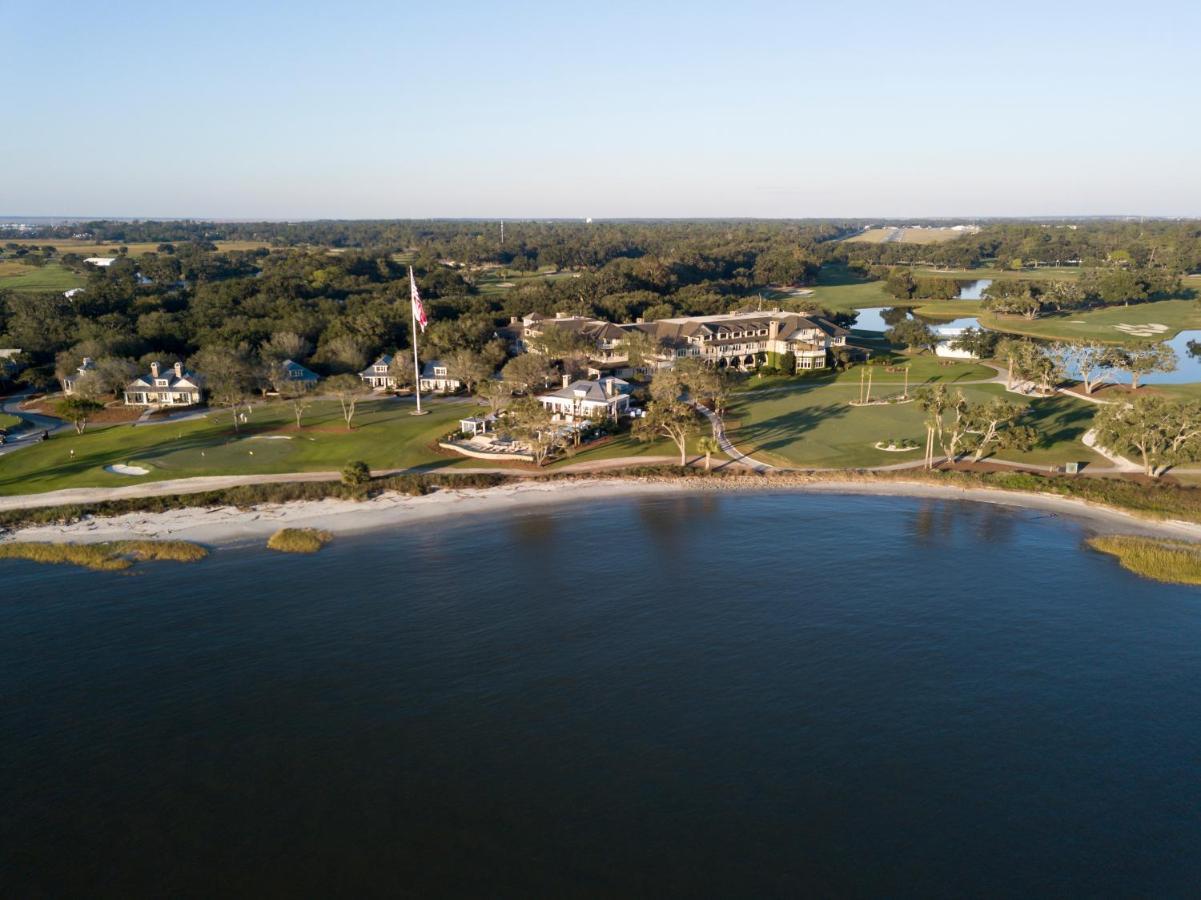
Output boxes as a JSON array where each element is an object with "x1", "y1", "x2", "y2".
[
  {"x1": 105, "y1": 464, "x2": 150, "y2": 476},
  {"x1": 1114, "y1": 322, "x2": 1170, "y2": 338},
  {"x1": 250, "y1": 435, "x2": 293, "y2": 440}
]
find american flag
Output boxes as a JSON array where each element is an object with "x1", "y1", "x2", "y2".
[{"x1": 409, "y1": 266, "x2": 428, "y2": 332}]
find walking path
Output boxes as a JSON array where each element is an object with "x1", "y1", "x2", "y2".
[
  {"x1": 1082, "y1": 429, "x2": 1141, "y2": 472},
  {"x1": 0, "y1": 393, "x2": 68, "y2": 456},
  {"x1": 0, "y1": 456, "x2": 680, "y2": 512},
  {"x1": 692, "y1": 403, "x2": 773, "y2": 472}
]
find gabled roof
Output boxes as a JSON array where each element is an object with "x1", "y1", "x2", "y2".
[
  {"x1": 360, "y1": 354, "x2": 394, "y2": 376},
  {"x1": 280, "y1": 359, "x2": 319, "y2": 380},
  {"x1": 126, "y1": 362, "x2": 202, "y2": 391},
  {"x1": 538, "y1": 377, "x2": 629, "y2": 404},
  {"x1": 420, "y1": 360, "x2": 456, "y2": 379}
]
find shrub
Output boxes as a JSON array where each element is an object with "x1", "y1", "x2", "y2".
[
  {"x1": 1086, "y1": 536, "x2": 1201, "y2": 585},
  {"x1": 341, "y1": 460, "x2": 371, "y2": 486},
  {"x1": 267, "y1": 528, "x2": 333, "y2": 554},
  {"x1": 0, "y1": 540, "x2": 207, "y2": 571}
]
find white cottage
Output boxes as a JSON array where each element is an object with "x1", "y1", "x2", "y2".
[
  {"x1": 537, "y1": 376, "x2": 630, "y2": 422},
  {"x1": 123, "y1": 361, "x2": 203, "y2": 407}
]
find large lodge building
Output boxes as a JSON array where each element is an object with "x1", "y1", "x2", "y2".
[{"x1": 510, "y1": 309, "x2": 856, "y2": 375}]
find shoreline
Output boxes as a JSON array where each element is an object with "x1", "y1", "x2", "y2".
[{"x1": 4, "y1": 476, "x2": 1201, "y2": 549}]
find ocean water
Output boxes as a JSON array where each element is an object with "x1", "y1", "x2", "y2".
[{"x1": 4, "y1": 493, "x2": 1201, "y2": 898}]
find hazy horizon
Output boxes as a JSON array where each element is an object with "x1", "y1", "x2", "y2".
[{"x1": 8, "y1": 0, "x2": 1200, "y2": 219}]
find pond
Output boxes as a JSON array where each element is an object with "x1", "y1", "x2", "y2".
[
  {"x1": 1059, "y1": 329, "x2": 1201, "y2": 386},
  {"x1": 851, "y1": 305, "x2": 1200, "y2": 385},
  {"x1": 851, "y1": 307, "x2": 980, "y2": 337},
  {"x1": 956, "y1": 278, "x2": 992, "y2": 300}
]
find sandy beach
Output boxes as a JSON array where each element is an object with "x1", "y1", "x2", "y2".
[{"x1": 4, "y1": 477, "x2": 1201, "y2": 548}]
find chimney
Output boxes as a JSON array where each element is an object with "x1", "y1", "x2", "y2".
[
  {"x1": 555, "y1": 311, "x2": 566, "y2": 319},
  {"x1": 605, "y1": 378, "x2": 616, "y2": 398},
  {"x1": 174, "y1": 361, "x2": 183, "y2": 378},
  {"x1": 562, "y1": 373, "x2": 570, "y2": 388},
  {"x1": 635, "y1": 317, "x2": 644, "y2": 324},
  {"x1": 509, "y1": 316, "x2": 518, "y2": 324},
  {"x1": 769, "y1": 320, "x2": 780, "y2": 341},
  {"x1": 150, "y1": 361, "x2": 160, "y2": 378}
]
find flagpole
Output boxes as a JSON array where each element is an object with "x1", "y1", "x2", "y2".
[{"x1": 410, "y1": 266, "x2": 424, "y2": 416}]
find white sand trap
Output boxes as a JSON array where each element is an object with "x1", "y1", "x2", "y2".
[
  {"x1": 250, "y1": 435, "x2": 293, "y2": 440},
  {"x1": 105, "y1": 464, "x2": 150, "y2": 476},
  {"x1": 1114, "y1": 322, "x2": 1169, "y2": 337}
]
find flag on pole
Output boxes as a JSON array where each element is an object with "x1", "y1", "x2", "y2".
[{"x1": 409, "y1": 266, "x2": 428, "y2": 333}]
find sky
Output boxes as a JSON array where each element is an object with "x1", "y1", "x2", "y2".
[{"x1": 5, "y1": 0, "x2": 1200, "y2": 219}]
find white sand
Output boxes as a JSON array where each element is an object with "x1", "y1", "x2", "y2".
[
  {"x1": 104, "y1": 464, "x2": 150, "y2": 476},
  {"x1": 5, "y1": 477, "x2": 1201, "y2": 548}
]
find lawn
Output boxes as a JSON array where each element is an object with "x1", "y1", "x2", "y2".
[
  {"x1": 0, "y1": 398, "x2": 490, "y2": 495},
  {"x1": 0, "y1": 262, "x2": 84, "y2": 293},
  {"x1": 736, "y1": 357, "x2": 994, "y2": 395},
  {"x1": 549, "y1": 430, "x2": 681, "y2": 466},
  {"x1": 726, "y1": 380, "x2": 1102, "y2": 470},
  {"x1": 977, "y1": 299, "x2": 1201, "y2": 344}
]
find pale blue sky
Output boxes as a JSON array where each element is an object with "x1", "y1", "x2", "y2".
[{"x1": 5, "y1": 0, "x2": 1199, "y2": 218}]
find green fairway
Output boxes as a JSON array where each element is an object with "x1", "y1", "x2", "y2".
[
  {"x1": 977, "y1": 299, "x2": 1201, "y2": 344},
  {"x1": 910, "y1": 299, "x2": 985, "y2": 319},
  {"x1": 0, "y1": 262, "x2": 84, "y2": 293},
  {"x1": 0, "y1": 398, "x2": 489, "y2": 495},
  {"x1": 473, "y1": 267, "x2": 578, "y2": 296},
  {"x1": 726, "y1": 380, "x2": 1103, "y2": 469},
  {"x1": 798, "y1": 265, "x2": 893, "y2": 313}
]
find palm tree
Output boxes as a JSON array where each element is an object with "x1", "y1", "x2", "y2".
[{"x1": 697, "y1": 436, "x2": 721, "y2": 472}]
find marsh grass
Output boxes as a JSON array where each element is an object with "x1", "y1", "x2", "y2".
[
  {"x1": 267, "y1": 528, "x2": 333, "y2": 554},
  {"x1": 1086, "y1": 536, "x2": 1201, "y2": 586},
  {"x1": 0, "y1": 540, "x2": 207, "y2": 571}
]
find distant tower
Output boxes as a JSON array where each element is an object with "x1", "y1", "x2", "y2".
[
  {"x1": 585, "y1": 217, "x2": 593, "y2": 224},
  {"x1": 500, "y1": 220, "x2": 504, "y2": 246}
]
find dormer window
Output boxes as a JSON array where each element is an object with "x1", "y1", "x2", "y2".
[
  {"x1": 156, "y1": 379, "x2": 168, "y2": 387},
  {"x1": 434, "y1": 367, "x2": 446, "y2": 376}
]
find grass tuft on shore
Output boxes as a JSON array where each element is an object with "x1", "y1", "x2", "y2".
[
  {"x1": 1086, "y1": 535, "x2": 1201, "y2": 586},
  {"x1": 0, "y1": 540, "x2": 207, "y2": 571},
  {"x1": 267, "y1": 528, "x2": 333, "y2": 554}
]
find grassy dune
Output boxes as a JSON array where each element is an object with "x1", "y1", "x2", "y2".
[
  {"x1": 0, "y1": 540, "x2": 207, "y2": 571},
  {"x1": 1087, "y1": 535, "x2": 1201, "y2": 585},
  {"x1": 844, "y1": 227, "x2": 972, "y2": 244},
  {"x1": 267, "y1": 528, "x2": 332, "y2": 554}
]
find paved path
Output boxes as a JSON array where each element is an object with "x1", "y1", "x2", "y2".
[
  {"x1": 692, "y1": 403, "x2": 773, "y2": 472},
  {"x1": 1082, "y1": 429, "x2": 1141, "y2": 472},
  {"x1": 0, "y1": 393, "x2": 68, "y2": 457},
  {"x1": 0, "y1": 456, "x2": 682, "y2": 512}
]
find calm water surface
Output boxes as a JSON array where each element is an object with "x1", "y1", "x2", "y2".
[{"x1": 4, "y1": 494, "x2": 1201, "y2": 898}]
